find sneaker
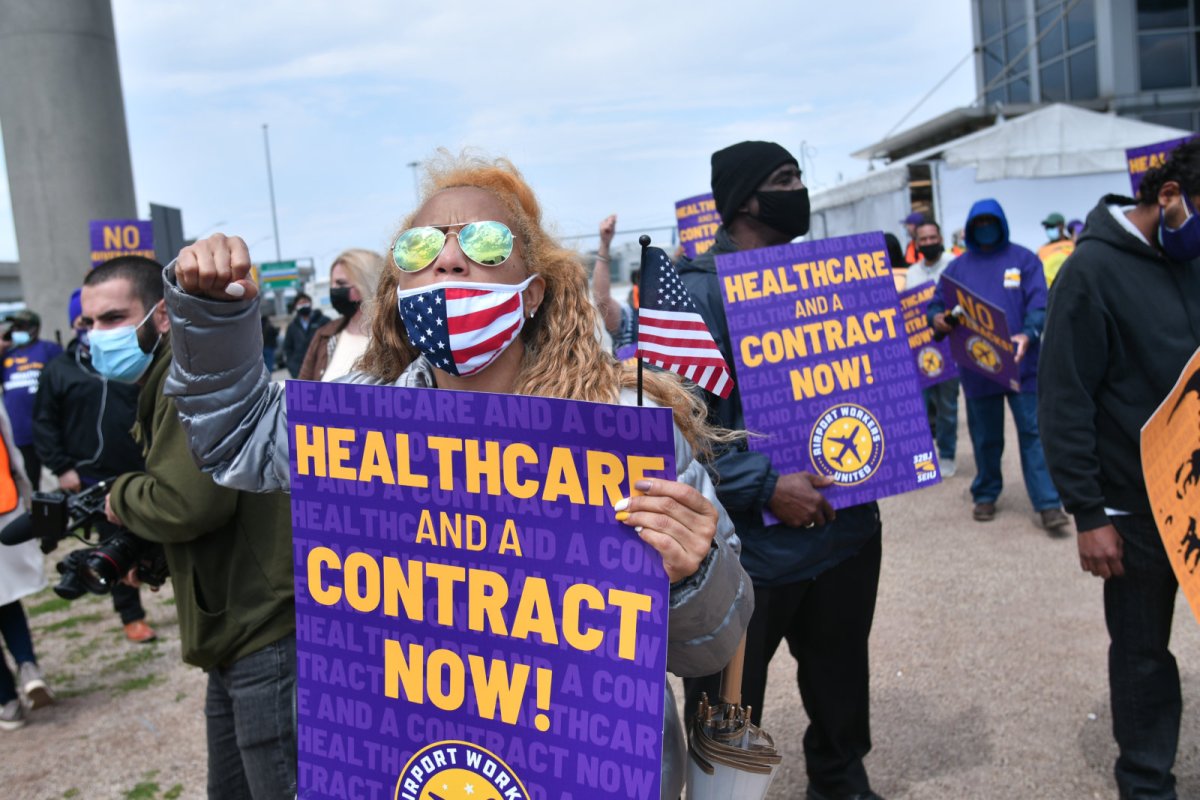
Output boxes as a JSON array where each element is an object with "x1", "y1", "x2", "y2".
[
  {"x1": 973, "y1": 502, "x2": 996, "y2": 522},
  {"x1": 18, "y1": 662, "x2": 54, "y2": 709},
  {"x1": 0, "y1": 699, "x2": 25, "y2": 731},
  {"x1": 1040, "y1": 508, "x2": 1071, "y2": 530},
  {"x1": 940, "y1": 457, "x2": 956, "y2": 478},
  {"x1": 124, "y1": 620, "x2": 157, "y2": 644}
]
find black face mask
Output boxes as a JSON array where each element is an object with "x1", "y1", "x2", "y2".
[
  {"x1": 330, "y1": 287, "x2": 360, "y2": 318},
  {"x1": 296, "y1": 305, "x2": 312, "y2": 317},
  {"x1": 918, "y1": 243, "x2": 945, "y2": 264},
  {"x1": 752, "y1": 188, "x2": 810, "y2": 238}
]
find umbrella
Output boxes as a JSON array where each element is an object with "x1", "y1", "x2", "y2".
[{"x1": 686, "y1": 636, "x2": 782, "y2": 798}]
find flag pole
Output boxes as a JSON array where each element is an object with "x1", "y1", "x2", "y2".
[{"x1": 637, "y1": 235, "x2": 651, "y2": 407}]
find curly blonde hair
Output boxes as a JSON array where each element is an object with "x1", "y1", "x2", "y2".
[{"x1": 359, "y1": 152, "x2": 735, "y2": 459}]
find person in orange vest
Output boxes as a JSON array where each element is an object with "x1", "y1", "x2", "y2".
[
  {"x1": 902, "y1": 211, "x2": 925, "y2": 264},
  {"x1": 1038, "y1": 212, "x2": 1075, "y2": 287}
]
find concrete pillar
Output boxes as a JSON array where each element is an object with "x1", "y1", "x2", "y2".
[{"x1": 0, "y1": 0, "x2": 136, "y2": 340}]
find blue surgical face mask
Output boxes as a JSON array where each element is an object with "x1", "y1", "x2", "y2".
[
  {"x1": 10, "y1": 331, "x2": 31, "y2": 347},
  {"x1": 88, "y1": 303, "x2": 161, "y2": 382},
  {"x1": 1159, "y1": 191, "x2": 1200, "y2": 263},
  {"x1": 973, "y1": 221, "x2": 1002, "y2": 246}
]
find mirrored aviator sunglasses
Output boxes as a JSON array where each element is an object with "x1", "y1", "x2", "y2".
[{"x1": 391, "y1": 220, "x2": 514, "y2": 273}]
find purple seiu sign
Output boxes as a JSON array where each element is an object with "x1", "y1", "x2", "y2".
[
  {"x1": 88, "y1": 219, "x2": 154, "y2": 268},
  {"x1": 675, "y1": 193, "x2": 720, "y2": 260},
  {"x1": 938, "y1": 273, "x2": 1021, "y2": 392},
  {"x1": 897, "y1": 283, "x2": 958, "y2": 390},
  {"x1": 715, "y1": 231, "x2": 940, "y2": 512},
  {"x1": 286, "y1": 382, "x2": 674, "y2": 800},
  {"x1": 1127, "y1": 135, "x2": 1198, "y2": 197}
]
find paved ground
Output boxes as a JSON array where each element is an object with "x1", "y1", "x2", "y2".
[{"x1": 5, "y1": 402, "x2": 1200, "y2": 799}]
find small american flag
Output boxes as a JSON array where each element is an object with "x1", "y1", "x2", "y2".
[
  {"x1": 398, "y1": 284, "x2": 523, "y2": 376},
  {"x1": 636, "y1": 246, "x2": 734, "y2": 398}
]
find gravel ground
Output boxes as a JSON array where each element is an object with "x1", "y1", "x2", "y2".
[{"x1": 4, "y1": 404, "x2": 1199, "y2": 799}]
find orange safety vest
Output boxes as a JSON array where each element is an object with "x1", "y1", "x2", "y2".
[
  {"x1": 904, "y1": 239, "x2": 919, "y2": 265},
  {"x1": 0, "y1": 440, "x2": 19, "y2": 514}
]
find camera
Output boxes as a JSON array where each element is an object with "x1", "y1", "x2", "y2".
[{"x1": 2, "y1": 480, "x2": 169, "y2": 600}]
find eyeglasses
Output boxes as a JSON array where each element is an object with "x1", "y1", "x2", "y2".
[{"x1": 391, "y1": 220, "x2": 514, "y2": 273}]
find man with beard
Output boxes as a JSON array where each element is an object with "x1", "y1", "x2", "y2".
[
  {"x1": 80, "y1": 256, "x2": 296, "y2": 799},
  {"x1": 1039, "y1": 140, "x2": 1200, "y2": 800}
]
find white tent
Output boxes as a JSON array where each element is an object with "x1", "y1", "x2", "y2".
[{"x1": 811, "y1": 104, "x2": 1189, "y2": 251}]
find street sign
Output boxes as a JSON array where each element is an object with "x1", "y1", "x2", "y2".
[{"x1": 258, "y1": 260, "x2": 299, "y2": 290}]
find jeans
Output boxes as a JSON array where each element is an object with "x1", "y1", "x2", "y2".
[
  {"x1": 205, "y1": 634, "x2": 297, "y2": 800},
  {"x1": 685, "y1": 528, "x2": 882, "y2": 797},
  {"x1": 0, "y1": 601, "x2": 36, "y2": 704},
  {"x1": 1107, "y1": 514, "x2": 1180, "y2": 800},
  {"x1": 923, "y1": 379, "x2": 959, "y2": 460},
  {"x1": 965, "y1": 391, "x2": 1060, "y2": 509}
]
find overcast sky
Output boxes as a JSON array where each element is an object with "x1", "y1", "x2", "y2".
[{"x1": 0, "y1": 1, "x2": 977, "y2": 273}]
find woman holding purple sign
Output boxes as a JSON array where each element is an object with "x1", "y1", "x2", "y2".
[{"x1": 161, "y1": 154, "x2": 753, "y2": 798}]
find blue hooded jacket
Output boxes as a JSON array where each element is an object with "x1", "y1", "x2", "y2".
[{"x1": 929, "y1": 198, "x2": 1047, "y2": 398}]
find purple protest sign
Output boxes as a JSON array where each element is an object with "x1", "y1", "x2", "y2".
[
  {"x1": 286, "y1": 382, "x2": 674, "y2": 800},
  {"x1": 716, "y1": 232, "x2": 940, "y2": 511},
  {"x1": 938, "y1": 273, "x2": 1021, "y2": 392},
  {"x1": 675, "y1": 193, "x2": 719, "y2": 260},
  {"x1": 88, "y1": 219, "x2": 154, "y2": 267},
  {"x1": 1127, "y1": 135, "x2": 1197, "y2": 196},
  {"x1": 898, "y1": 283, "x2": 958, "y2": 390}
]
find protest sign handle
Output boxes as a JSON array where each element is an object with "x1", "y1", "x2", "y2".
[
  {"x1": 719, "y1": 633, "x2": 748, "y2": 706},
  {"x1": 637, "y1": 235, "x2": 651, "y2": 406}
]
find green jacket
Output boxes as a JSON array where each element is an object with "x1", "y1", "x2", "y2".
[{"x1": 111, "y1": 341, "x2": 294, "y2": 670}]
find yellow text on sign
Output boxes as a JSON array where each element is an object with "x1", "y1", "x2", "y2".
[{"x1": 102, "y1": 224, "x2": 144, "y2": 250}]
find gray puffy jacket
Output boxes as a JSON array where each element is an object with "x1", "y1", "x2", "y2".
[{"x1": 162, "y1": 268, "x2": 753, "y2": 799}]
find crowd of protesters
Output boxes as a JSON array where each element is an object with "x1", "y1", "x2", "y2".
[{"x1": 0, "y1": 138, "x2": 1195, "y2": 800}]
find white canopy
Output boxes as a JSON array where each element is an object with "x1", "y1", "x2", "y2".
[{"x1": 912, "y1": 103, "x2": 1189, "y2": 181}]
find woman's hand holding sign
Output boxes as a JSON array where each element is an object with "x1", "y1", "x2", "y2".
[
  {"x1": 614, "y1": 479, "x2": 718, "y2": 583},
  {"x1": 176, "y1": 234, "x2": 258, "y2": 302}
]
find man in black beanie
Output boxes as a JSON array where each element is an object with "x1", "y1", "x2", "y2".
[{"x1": 678, "y1": 141, "x2": 885, "y2": 800}]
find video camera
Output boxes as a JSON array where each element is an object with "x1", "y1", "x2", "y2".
[{"x1": 0, "y1": 480, "x2": 169, "y2": 599}]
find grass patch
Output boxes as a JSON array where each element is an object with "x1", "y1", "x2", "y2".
[
  {"x1": 122, "y1": 782, "x2": 160, "y2": 800},
  {"x1": 63, "y1": 789, "x2": 80, "y2": 798},
  {"x1": 27, "y1": 596, "x2": 71, "y2": 616},
  {"x1": 102, "y1": 645, "x2": 163, "y2": 675},
  {"x1": 164, "y1": 785, "x2": 184, "y2": 799},
  {"x1": 115, "y1": 674, "x2": 160, "y2": 694},
  {"x1": 174, "y1": 691, "x2": 187, "y2": 702},
  {"x1": 38, "y1": 613, "x2": 104, "y2": 633}
]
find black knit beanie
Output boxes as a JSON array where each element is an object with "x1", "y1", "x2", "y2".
[{"x1": 710, "y1": 141, "x2": 799, "y2": 225}]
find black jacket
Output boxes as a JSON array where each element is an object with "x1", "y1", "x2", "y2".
[
  {"x1": 32, "y1": 337, "x2": 144, "y2": 481},
  {"x1": 1039, "y1": 195, "x2": 1200, "y2": 531},
  {"x1": 281, "y1": 310, "x2": 329, "y2": 378},
  {"x1": 676, "y1": 227, "x2": 880, "y2": 586}
]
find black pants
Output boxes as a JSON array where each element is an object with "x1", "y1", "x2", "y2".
[
  {"x1": 684, "y1": 531, "x2": 882, "y2": 798},
  {"x1": 1107, "y1": 514, "x2": 1180, "y2": 800},
  {"x1": 17, "y1": 445, "x2": 40, "y2": 491}
]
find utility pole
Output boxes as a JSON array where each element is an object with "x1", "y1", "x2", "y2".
[
  {"x1": 407, "y1": 161, "x2": 420, "y2": 203},
  {"x1": 263, "y1": 123, "x2": 282, "y2": 261}
]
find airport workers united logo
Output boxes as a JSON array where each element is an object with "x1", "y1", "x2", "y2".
[
  {"x1": 965, "y1": 335, "x2": 1001, "y2": 374},
  {"x1": 918, "y1": 346, "x2": 945, "y2": 379},
  {"x1": 810, "y1": 404, "x2": 885, "y2": 485},
  {"x1": 396, "y1": 741, "x2": 529, "y2": 800}
]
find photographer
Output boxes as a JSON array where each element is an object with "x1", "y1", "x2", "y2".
[
  {"x1": 79, "y1": 256, "x2": 296, "y2": 800},
  {"x1": 32, "y1": 287, "x2": 155, "y2": 643}
]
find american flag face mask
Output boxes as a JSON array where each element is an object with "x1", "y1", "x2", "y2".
[{"x1": 395, "y1": 276, "x2": 537, "y2": 377}]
